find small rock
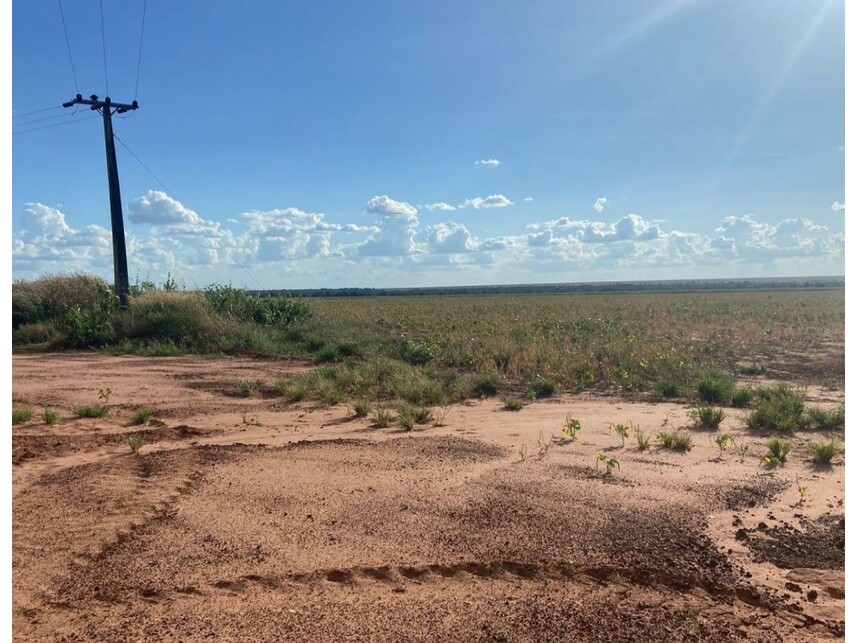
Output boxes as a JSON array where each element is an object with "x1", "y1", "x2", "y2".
[
  {"x1": 735, "y1": 529, "x2": 749, "y2": 541},
  {"x1": 785, "y1": 582, "x2": 801, "y2": 593},
  {"x1": 392, "y1": 586, "x2": 406, "y2": 593},
  {"x1": 807, "y1": 590, "x2": 819, "y2": 602},
  {"x1": 732, "y1": 516, "x2": 742, "y2": 527},
  {"x1": 758, "y1": 522, "x2": 768, "y2": 531}
]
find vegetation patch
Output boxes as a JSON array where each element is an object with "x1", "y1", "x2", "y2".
[
  {"x1": 12, "y1": 407, "x2": 33, "y2": 425},
  {"x1": 747, "y1": 384, "x2": 807, "y2": 432}
]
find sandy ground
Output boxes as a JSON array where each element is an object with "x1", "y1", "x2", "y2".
[{"x1": 11, "y1": 353, "x2": 845, "y2": 641}]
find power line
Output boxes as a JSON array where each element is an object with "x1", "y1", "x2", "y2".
[
  {"x1": 12, "y1": 111, "x2": 77, "y2": 128},
  {"x1": 99, "y1": 0, "x2": 109, "y2": 95},
  {"x1": 12, "y1": 113, "x2": 99, "y2": 136},
  {"x1": 57, "y1": 0, "x2": 80, "y2": 93},
  {"x1": 12, "y1": 105, "x2": 63, "y2": 119},
  {"x1": 134, "y1": 0, "x2": 148, "y2": 100}
]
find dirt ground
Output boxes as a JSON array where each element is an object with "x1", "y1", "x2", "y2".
[{"x1": 11, "y1": 353, "x2": 845, "y2": 641}]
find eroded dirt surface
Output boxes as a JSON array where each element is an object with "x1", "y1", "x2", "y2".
[{"x1": 11, "y1": 353, "x2": 846, "y2": 641}]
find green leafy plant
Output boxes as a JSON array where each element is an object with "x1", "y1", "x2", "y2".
[
  {"x1": 612, "y1": 422, "x2": 630, "y2": 447},
  {"x1": 562, "y1": 416, "x2": 581, "y2": 441},
  {"x1": 809, "y1": 438, "x2": 841, "y2": 466},
  {"x1": 714, "y1": 433, "x2": 731, "y2": 458},
  {"x1": 42, "y1": 407, "x2": 59, "y2": 425},
  {"x1": 796, "y1": 476, "x2": 809, "y2": 505},
  {"x1": 761, "y1": 437, "x2": 791, "y2": 467},
  {"x1": 690, "y1": 405, "x2": 725, "y2": 429},
  {"x1": 502, "y1": 397, "x2": 524, "y2": 411},
  {"x1": 634, "y1": 426, "x2": 650, "y2": 451},
  {"x1": 596, "y1": 453, "x2": 620, "y2": 474},
  {"x1": 12, "y1": 407, "x2": 33, "y2": 425},
  {"x1": 124, "y1": 433, "x2": 145, "y2": 454},
  {"x1": 131, "y1": 407, "x2": 155, "y2": 425}
]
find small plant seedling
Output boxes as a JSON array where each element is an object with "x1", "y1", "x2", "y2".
[
  {"x1": 613, "y1": 422, "x2": 630, "y2": 447},
  {"x1": 42, "y1": 408, "x2": 59, "y2": 425},
  {"x1": 503, "y1": 397, "x2": 524, "y2": 411},
  {"x1": 760, "y1": 437, "x2": 791, "y2": 468},
  {"x1": 12, "y1": 407, "x2": 34, "y2": 425},
  {"x1": 352, "y1": 400, "x2": 371, "y2": 418},
  {"x1": 98, "y1": 387, "x2": 112, "y2": 404},
  {"x1": 536, "y1": 431, "x2": 551, "y2": 459},
  {"x1": 562, "y1": 416, "x2": 581, "y2": 441},
  {"x1": 434, "y1": 404, "x2": 452, "y2": 426},
  {"x1": 132, "y1": 407, "x2": 155, "y2": 425},
  {"x1": 714, "y1": 433, "x2": 731, "y2": 458},
  {"x1": 596, "y1": 453, "x2": 620, "y2": 474},
  {"x1": 634, "y1": 426, "x2": 650, "y2": 452},
  {"x1": 735, "y1": 441, "x2": 750, "y2": 463},
  {"x1": 124, "y1": 433, "x2": 145, "y2": 454},
  {"x1": 519, "y1": 444, "x2": 528, "y2": 462},
  {"x1": 796, "y1": 476, "x2": 809, "y2": 506}
]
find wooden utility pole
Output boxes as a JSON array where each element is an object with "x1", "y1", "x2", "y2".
[{"x1": 63, "y1": 93, "x2": 139, "y2": 308}]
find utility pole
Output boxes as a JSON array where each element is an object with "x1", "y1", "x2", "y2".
[{"x1": 63, "y1": 93, "x2": 139, "y2": 308}]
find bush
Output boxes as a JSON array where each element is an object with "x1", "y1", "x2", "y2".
[
  {"x1": 691, "y1": 405, "x2": 725, "y2": 429},
  {"x1": 470, "y1": 373, "x2": 501, "y2": 397},
  {"x1": 747, "y1": 384, "x2": 807, "y2": 432},
  {"x1": 397, "y1": 337, "x2": 434, "y2": 365},
  {"x1": 13, "y1": 321, "x2": 60, "y2": 346},
  {"x1": 696, "y1": 373, "x2": 734, "y2": 405},
  {"x1": 809, "y1": 438, "x2": 840, "y2": 465},
  {"x1": 205, "y1": 284, "x2": 310, "y2": 327},
  {"x1": 12, "y1": 274, "x2": 116, "y2": 328},
  {"x1": 528, "y1": 376, "x2": 556, "y2": 399},
  {"x1": 120, "y1": 291, "x2": 214, "y2": 344},
  {"x1": 806, "y1": 406, "x2": 845, "y2": 431}
]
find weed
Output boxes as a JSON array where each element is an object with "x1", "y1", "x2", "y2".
[
  {"x1": 806, "y1": 406, "x2": 845, "y2": 431},
  {"x1": 434, "y1": 404, "x2": 452, "y2": 427},
  {"x1": 734, "y1": 441, "x2": 750, "y2": 463},
  {"x1": 596, "y1": 453, "x2": 620, "y2": 474},
  {"x1": 471, "y1": 373, "x2": 501, "y2": 397},
  {"x1": 690, "y1": 405, "x2": 725, "y2": 429},
  {"x1": 373, "y1": 407, "x2": 394, "y2": 428},
  {"x1": 536, "y1": 432, "x2": 551, "y2": 459},
  {"x1": 12, "y1": 407, "x2": 33, "y2": 425},
  {"x1": 562, "y1": 416, "x2": 581, "y2": 441},
  {"x1": 658, "y1": 430, "x2": 693, "y2": 451},
  {"x1": 696, "y1": 373, "x2": 734, "y2": 405},
  {"x1": 528, "y1": 375, "x2": 556, "y2": 399},
  {"x1": 397, "y1": 410, "x2": 416, "y2": 431},
  {"x1": 72, "y1": 404, "x2": 109, "y2": 419},
  {"x1": 714, "y1": 433, "x2": 731, "y2": 458},
  {"x1": 634, "y1": 426, "x2": 650, "y2": 451},
  {"x1": 761, "y1": 437, "x2": 791, "y2": 467},
  {"x1": 809, "y1": 438, "x2": 840, "y2": 465},
  {"x1": 413, "y1": 406, "x2": 434, "y2": 425},
  {"x1": 730, "y1": 386, "x2": 755, "y2": 408},
  {"x1": 124, "y1": 433, "x2": 145, "y2": 454},
  {"x1": 748, "y1": 385, "x2": 807, "y2": 432},
  {"x1": 352, "y1": 399, "x2": 372, "y2": 418},
  {"x1": 503, "y1": 397, "x2": 524, "y2": 411},
  {"x1": 42, "y1": 407, "x2": 59, "y2": 425},
  {"x1": 235, "y1": 378, "x2": 265, "y2": 397},
  {"x1": 132, "y1": 407, "x2": 155, "y2": 425},
  {"x1": 612, "y1": 422, "x2": 630, "y2": 447}
]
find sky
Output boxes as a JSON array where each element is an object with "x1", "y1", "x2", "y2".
[{"x1": 11, "y1": 0, "x2": 846, "y2": 289}]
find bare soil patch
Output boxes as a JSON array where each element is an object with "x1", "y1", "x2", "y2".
[{"x1": 12, "y1": 353, "x2": 845, "y2": 641}]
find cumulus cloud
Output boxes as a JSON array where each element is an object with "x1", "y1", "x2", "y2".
[
  {"x1": 425, "y1": 223, "x2": 480, "y2": 254},
  {"x1": 474, "y1": 159, "x2": 501, "y2": 167},
  {"x1": 528, "y1": 213, "x2": 663, "y2": 243},
  {"x1": 366, "y1": 194, "x2": 418, "y2": 219},
  {"x1": 593, "y1": 197, "x2": 608, "y2": 212},
  {"x1": 129, "y1": 190, "x2": 203, "y2": 226},
  {"x1": 524, "y1": 196, "x2": 534, "y2": 202},
  {"x1": 423, "y1": 202, "x2": 456, "y2": 212},
  {"x1": 460, "y1": 194, "x2": 513, "y2": 209},
  {"x1": 831, "y1": 201, "x2": 845, "y2": 212}
]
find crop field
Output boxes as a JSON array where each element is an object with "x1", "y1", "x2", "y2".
[{"x1": 11, "y1": 278, "x2": 845, "y2": 641}]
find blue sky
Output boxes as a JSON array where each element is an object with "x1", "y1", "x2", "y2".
[{"x1": 12, "y1": 0, "x2": 845, "y2": 289}]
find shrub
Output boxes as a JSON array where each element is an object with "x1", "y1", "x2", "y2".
[
  {"x1": 13, "y1": 321, "x2": 60, "y2": 346},
  {"x1": 397, "y1": 337, "x2": 434, "y2": 366},
  {"x1": 470, "y1": 373, "x2": 501, "y2": 397},
  {"x1": 12, "y1": 407, "x2": 33, "y2": 425},
  {"x1": 528, "y1": 376, "x2": 556, "y2": 399},
  {"x1": 806, "y1": 406, "x2": 845, "y2": 431},
  {"x1": 72, "y1": 404, "x2": 109, "y2": 419},
  {"x1": 747, "y1": 385, "x2": 807, "y2": 432},
  {"x1": 205, "y1": 284, "x2": 310, "y2": 327},
  {"x1": 690, "y1": 405, "x2": 725, "y2": 429},
  {"x1": 120, "y1": 291, "x2": 214, "y2": 344},
  {"x1": 730, "y1": 386, "x2": 755, "y2": 408},
  {"x1": 503, "y1": 397, "x2": 524, "y2": 411},
  {"x1": 124, "y1": 433, "x2": 145, "y2": 454},
  {"x1": 655, "y1": 377, "x2": 682, "y2": 398},
  {"x1": 761, "y1": 437, "x2": 791, "y2": 467},
  {"x1": 12, "y1": 274, "x2": 116, "y2": 328},
  {"x1": 696, "y1": 373, "x2": 734, "y2": 405},
  {"x1": 658, "y1": 430, "x2": 692, "y2": 451},
  {"x1": 809, "y1": 438, "x2": 840, "y2": 465}
]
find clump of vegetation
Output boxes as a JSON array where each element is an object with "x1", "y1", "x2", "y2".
[
  {"x1": 235, "y1": 378, "x2": 266, "y2": 397},
  {"x1": 562, "y1": 416, "x2": 581, "y2": 441},
  {"x1": 714, "y1": 433, "x2": 731, "y2": 458},
  {"x1": 527, "y1": 376, "x2": 556, "y2": 399},
  {"x1": 412, "y1": 406, "x2": 434, "y2": 425},
  {"x1": 595, "y1": 453, "x2": 620, "y2": 474},
  {"x1": 42, "y1": 408, "x2": 59, "y2": 425},
  {"x1": 397, "y1": 409, "x2": 416, "y2": 431},
  {"x1": 373, "y1": 407, "x2": 394, "y2": 428},
  {"x1": 612, "y1": 422, "x2": 630, "y2": 447},
  {"x1": 806, "y1": 406, "x2": 845, "y2": 431},
  {"x1": 12, "y1": 407, "x2": 33, "y2": 425},
  {"x1": 503, "y1": 397, "x2": 524, "y2": 411},
  {"x1": 72, "y1": 404, "x2": 109, "y2": 419},
  {"x1": 690, "y1": 405, "x2": 725, "y2": 429},
  {"x1": 696, "y1": 373, "x2": 734, "y2": 405},
  {"x1": 809, "y1": 438, "x2": 841, "y2": 466},
  {"x1": 470, "y1": 373, "x2": 501, "y2": 397},
  {"x1": 634, "y1": 426, "x2": 650, "y2": 451},
  {"x1": 730, "y1": 386, "x2": 755, "y2": 408},
  {"x1": 747, "y1": 384, "x2": 807, "y2": 432},
  {"x1": 132, "y1": 407, "x2": 155, "y2": 425},
  {"x1": 734, "y1": 441, "x2": 750, "y2": 463},
  {"x1": 761, "y1": 437, "x2": 791, "y2": 467},
  {"x1": 658, "y1": 430, "x2": 693, "y2": 451},
  {"x1": 124, "y1": 433, "x2": 145, "y2": 454},
  {"x1": 352, "y1": 399, "x2": 372, "y2": 418},
  {"x1": 655, "y1": 377, "x2": 683, "y2": 399}
]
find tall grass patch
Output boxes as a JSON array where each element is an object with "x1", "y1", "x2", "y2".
[{"x1": 747, "y1": 384, "x2": 807, "y2": 432}]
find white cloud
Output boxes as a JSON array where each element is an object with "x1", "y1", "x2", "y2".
[
  {"x1": 366, "y1": 195, "x2": 418, "y2": 219},
  {"x1": 529, "y1": 213, "x2": 663, "y2": 243},
  {"x1": 593, "y1": 197, "x2": 608, "y2": 212},
  {"x1": 423, "y1": 202, "x2": 456, "y2": 212},
  {"x1": 129, "y1": 190, "x2": 203, "y2": 226},
  {"x1": 524, "y1": 196, "x2": 534, "y2": 202},
  {"x1": 425, "y1": 223, "x2": 480, "y2": 254},
  {"x1": 831, "y1": 201, "x2": 845, "y2": 212},
  {"x1": 460, "y1": 194, "x2": 513, "y2": 209},
  {"x1": 474, "y1": 159, "x2": 501, "y2": 167}
]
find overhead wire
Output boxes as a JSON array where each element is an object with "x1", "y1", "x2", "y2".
[
  {"x1": 57, "y1": 0, "x2": 80, "y2": 94},
  {"x1": 134, "y1": 0, "x2": 148, "y2": 100},
  {"x1": 13, "y1": 111, "x2": 80, "y2": 128},
  {"x1": 99, "y1": 0, "x2": 109, "y2": 95},
  {"x1": 13, "y1": 113, "x2": 100, "y2": 136},
  {"x1": 12, "y1": 105, "x2": 63, "y2": 120}
]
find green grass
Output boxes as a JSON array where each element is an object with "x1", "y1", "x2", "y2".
[
  {"x1": 809, "y1": 438, "x2": 840, "y2": 465},
  {"x1": 657, "y1": 430, "x2": 693, "y2": 451},
  {"x1": 696, "y1": 373, "x2": 734, "y2": 405},
  {"x1": 691, "y1": 405, "x2": 725, "y2": 429},
  {"x1": 235, "y1": 378, "x2": 266, "y2": 397},
  {"x1": 502, "y1": 397, "x2": 524, "y2": 411},
  {"x1": 730, "y1": 385, "x2": 755, "y2": 408},
  {"x1": 72, "y1": 404, "x2": 109, "y2": 419},
  {"x1": 12, "y1": 407, "x2": 33, "y2": 425},
  {"x1": 131, "y1": 407, "x2": 156, "y2": 425},
  {"x1": 806, "y1": 406, "x2": 845, "y2": 430},
  {"x1": 42, "y1": 408, "x2": 59, "y2": 425},
  {"x1": 747, "y1": 384, "x2": 807, "y2": 432},
  {"x1": 761, "y1": 437, "x2": 791, "y2": 467},
  {"x1": 352, "y1": 399, "x2": 372, "y2": 418},
  {"x1": 372, "y1": 407, "x2": 394, "y2": 428}
]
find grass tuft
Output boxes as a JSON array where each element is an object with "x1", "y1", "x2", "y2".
[
  {"x1": 809, "y1": 438, "x2": 841, "y2": 465},
  {"x1": 658, "y1": 430, "x2": 693, "y2": 451},
  {"x1": 42, "y1": 408, "x2": 59, "y2": 425},
  {"x1": 12, "y1": 407, "x2": 33, "y2": 425},
  {"x1": 806, "y1": 406, "x2": 844, "y2": 431},
  {"x1": 131, "y1": 407, "x2": 156, "y2": 425},
  {"x1": 72, "y1": 404, "x2": 109, "y2": 419},
  {"x1": 747, "y1": 384, "x2": 807, "y2": 432}
]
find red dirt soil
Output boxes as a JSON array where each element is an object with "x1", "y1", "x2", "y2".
[{"x1": 12, "y1": 354, "x2": 845, "y2": 641}]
